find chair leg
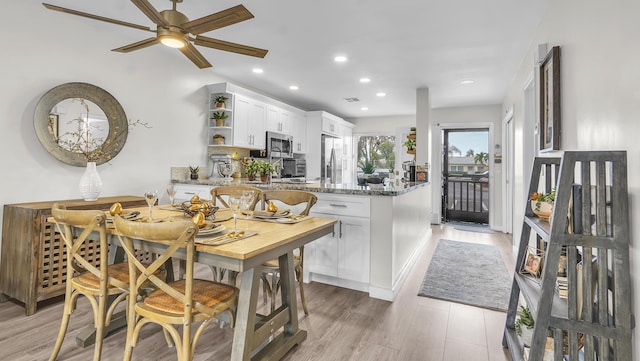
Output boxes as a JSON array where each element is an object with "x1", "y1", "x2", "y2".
[
  {"x1": 49, "y1": 293, "x2": 74, "y2": 361},
  {"x1": 260, "y1": 273, "x2": 271, "y2": 305},
  {"x1": 295, "y1": 266, "x2": 309, "y2": 316},
  {"x1": 270, "y1": 272, "x2": 278, "y2": 313}
]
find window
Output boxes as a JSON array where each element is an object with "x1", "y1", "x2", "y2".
[{"x1": 356, "y1": 135, "x2": 395, "y2": 175}]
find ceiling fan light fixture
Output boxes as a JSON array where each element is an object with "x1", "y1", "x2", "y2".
[{"x1": 158, "y1": 28, "x2": 186, "y2": 48}]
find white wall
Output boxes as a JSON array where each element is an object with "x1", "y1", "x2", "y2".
[
  {"x1": 503, "y1": 0, "x2": 639, "y2": 357},
  {"x1": 0, "y1": 3, "x2": 231, "y2": 239}
]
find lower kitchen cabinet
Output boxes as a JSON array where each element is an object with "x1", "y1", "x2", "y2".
[{"x1": 307, "y1": 194, "x2": 370, "y2": 288}]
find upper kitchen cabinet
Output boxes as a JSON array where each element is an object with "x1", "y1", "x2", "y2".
[
  {"x1": 233, "y1": 94, "x2": 266, "y2": 149},
  {"x1": 306, "y1": 111, "x2": 355, "y2": 180},
  {"x1": 266, "y1": 105, "x2": 291, "y2": 134},
  {"x1": 290, "y1": 113, "x2": 307, "y2": 154}
]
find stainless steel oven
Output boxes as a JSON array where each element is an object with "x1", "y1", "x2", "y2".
[{"x1": 282, "y1": 159, "x2": 306, "y2": 178}]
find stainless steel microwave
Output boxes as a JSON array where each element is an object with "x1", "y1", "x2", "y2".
[{"x1": 265, "y1": 132, "x2": 293, "y2": 158}]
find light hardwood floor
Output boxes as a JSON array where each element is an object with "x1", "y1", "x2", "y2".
[{"x1": 0, "y1": 224, "x2": 515, "y2": 361}]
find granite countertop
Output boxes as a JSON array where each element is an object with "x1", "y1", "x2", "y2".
[{"x1": 172, "y1": 178, "x2": 429, "y2": 196}]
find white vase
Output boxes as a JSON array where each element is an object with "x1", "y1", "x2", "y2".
[{"x1": 79, "y1": 162, "x2": 103, "y2": 201}]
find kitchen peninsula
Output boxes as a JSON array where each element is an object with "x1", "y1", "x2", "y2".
[{"x1": 170, "y1": 174, "x2": 432, "y2": 301}]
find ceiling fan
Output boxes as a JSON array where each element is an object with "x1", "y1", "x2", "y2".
[{"x1": 42, "y1": 0, "x2": 268, "y2": 68}]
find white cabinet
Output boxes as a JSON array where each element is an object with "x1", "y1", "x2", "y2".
[
  {"x1": 290, "y1": 113, "x2": 307, "y2": 154},
  {"x1": 321, "y1": 117, "x2": 339, "y2": 137},
  {"x1": 266, "y1": 105, "x2": 290, "y2": 134},
  {"x1": 207, "y1": 91, "x2": 233, "y2": 146},
  {"x1": 308, "y1": 194, "x2": 370, "y2": 285},
  {"x1": 232, "y1": 94, "x2": 265, "y2": 149}
]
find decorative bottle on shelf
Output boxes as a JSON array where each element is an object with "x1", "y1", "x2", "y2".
[{"x1": 79, "y1": 162, "x2": 103, "y2": 201}]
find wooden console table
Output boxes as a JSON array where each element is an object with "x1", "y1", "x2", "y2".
[{"x1": 0, "y1": 196, "x2": 146, "y2": 316}]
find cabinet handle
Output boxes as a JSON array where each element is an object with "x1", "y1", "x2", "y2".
[
  {"x1": 339, "y1": 220, "x2": 343, "y2": 238},
  {"x1": 329, "y1": 203, "x2": 347, "y2": 208},
  {"x1": 184, "y1": 191, "x2": 196, "y2": 195}
]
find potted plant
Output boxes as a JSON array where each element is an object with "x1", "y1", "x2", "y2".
[
  {"x1": 214, "y1": 95, "x2": 228, "y2": 109},
  {"x1": 259, "y1": 161, "x2": 275, "y2": 182},
  {"x1": 515, "y1": 306, "x2": 535, "y2": 346},
  {"x1": 245, "y1": 159, "x2": 260, "y2": 181},
  {"x1": 403, "y1": 138, "x2": 416, "y2": 153},
  {"x1": 530, "y1": 188, "x2": 555, "y2": 221},
  {"x1": 189, "y1": 166, "x2": 199, "y2": 180},
  {"x1": 212, "y1": 111, "x2": 228, "y2": 127}
]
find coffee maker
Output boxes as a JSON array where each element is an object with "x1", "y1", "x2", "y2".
[{"x1": 402, "y1": 161, "x2": 416, "y2": 182}]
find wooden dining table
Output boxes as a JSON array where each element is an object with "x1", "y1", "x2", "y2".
[{"x1": 108, "y1": 205, "x2": 335, "y2": 361}]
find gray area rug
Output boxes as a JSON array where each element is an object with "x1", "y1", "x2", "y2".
[{"x1": 418, "y1": 239, "x2": 511, "y2": 311}]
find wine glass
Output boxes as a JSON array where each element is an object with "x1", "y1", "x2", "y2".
[
  {"x1": 166, "y1": 185, "x2": 176, "y2": 206},
  {"x1": 242, "y1": 190, "x2": 255, "y2": 220},
  {"x1": 229, "y1": 196, "x2": 241, "y2": 232},
  {"x1": 144, "y1": 190, "x2": 158, "y2": 221}
]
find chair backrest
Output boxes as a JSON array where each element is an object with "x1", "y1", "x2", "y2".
[
  {"x1": 51, "y1": 203, "x2": 127, "y2": 290},
  {"x1": 261, "y1": 190, "x2": 317, "y2": 216},
  {"x1": 113, "y1": 216, "x2": 216, "y2": 317},
  {"x1": 211, "y1": 185, "x2": 262, "y2": 210}
]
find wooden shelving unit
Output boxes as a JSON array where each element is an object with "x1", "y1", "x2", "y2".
[{"x1": 503, "y1": 151, "x2": 634, "y2": 360}]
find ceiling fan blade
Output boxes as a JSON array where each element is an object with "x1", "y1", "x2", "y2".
[
  {"x1": 112, "y1": 37, "x2": 159, "y2": 53},
  {"x1": 182, "y1": 5, "x2": 254, "y2": 35},
  {"x1": 179, "y1": 42, "x2": 212, "y2": 69},
  {"x1": 130, "y1": 0, "x2": 169, "y2": 26},
  {"x1": 194, "y1": 36, "x2": 268, "y2": 58},
  {"x1": 43, "y1": 3, "x2": 153, "y2": 32}
]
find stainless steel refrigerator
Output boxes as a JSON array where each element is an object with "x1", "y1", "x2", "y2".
[{"x1": 321, "y1": 134, "x2": 342, "y2": 184}]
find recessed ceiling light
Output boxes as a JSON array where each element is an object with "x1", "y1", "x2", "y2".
[
  {"x1": 376, "y1": 92, "x2": 386, "y2": 97},
  {"x1": 289, "y1": 85, "x2": 299, "y2": 90},
  {"x1": 252, "y1": 68, "x2": 264, "y2": 74},
  {"x1": 460, "y1": 79, "x2": 475, "y2": 85},
  {"x1": 334, "y1": 55, "x2": 348, "y2": 62},
  {"x1": 360, "y1": 78, "x2": 371, "y2": 83},
  {"x1": 361, "y1": 107, "x2": 369, "y2": 111}
]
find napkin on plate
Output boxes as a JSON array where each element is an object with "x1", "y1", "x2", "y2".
[{"x1": 253, "y1": 209, "x2": 290, "y2": 218}]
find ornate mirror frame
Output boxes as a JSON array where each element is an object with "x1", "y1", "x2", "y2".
[{"x1": 34, "y1": 82, "x2": 128, "y2": 166}]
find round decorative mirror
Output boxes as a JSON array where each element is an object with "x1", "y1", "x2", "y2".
[{"x1": 34, "y1": 82, "x2": 128, "y2": 166}]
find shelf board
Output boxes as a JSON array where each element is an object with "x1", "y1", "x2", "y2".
[
  {"x1": 514, "y1": 273, "x2": 568, "y2": 320},
  {"x1": 524, "y1": 215, "x2": 551, "y2": 242},
  {"x1": 210, "y1": 108, "x2": 232, "y2": 112},
  {"x1": 503, "y1": 328, "x2": 524, "y2": 361},
  {"x1": 209, "y1": 126, "x2": 233, "y2": 130}
]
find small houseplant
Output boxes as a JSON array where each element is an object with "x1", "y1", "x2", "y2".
[
  {"x1": 214, "y1": 95, "x2": 228, "y2": 109},
  {"x1": 189, "y1": 166, "x2": 199, "y2": 180},
  {"x1": 403, "y1": 138, "x2": 416, "y2": 151},
  {"x1": 515, "y1": 305, "x2": 534, "y2": 346},
  {"x1": 245, "y1": 159, "x2": 261, "y2": 181},
  {"x1": 259, "y1": 161, "x2": 275, "y2": 182},
  {"x1": 530, "y1": 188, "x2": 555, "y2": 221},
  {"x1": 212, "y1": 111, "x2": 228, "y2": 127}
]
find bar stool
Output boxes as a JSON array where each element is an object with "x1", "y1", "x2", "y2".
[{"x1": 114, "y1": 216, "x2": 238, "y2": 361}]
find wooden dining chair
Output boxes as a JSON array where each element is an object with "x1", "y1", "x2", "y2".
[
  {"x1": 209, "y1": 185, "x2": 262, "y2": 283},
  {"x1": 49, "y1": 203, "x2": 130, "y2": 361},
  {"x1": 211, "y1": 185, "x2": 262, "y2": 209},
  {"x1": 260, "y1": 190, "x2": 317, "y2": 316},
  {"x1": 114, "y1": 216, "x2": 238, "y2": 361}
]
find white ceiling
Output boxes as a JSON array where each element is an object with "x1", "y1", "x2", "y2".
[{"x1": 41, "y1": 0, "x2": 550, "y2": 119}]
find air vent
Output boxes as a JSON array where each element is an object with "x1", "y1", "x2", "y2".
[{"x1": 344, "y1": 97, "x2": 360, "y2": 103}]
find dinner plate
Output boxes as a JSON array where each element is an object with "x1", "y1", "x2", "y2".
[
  {"x1": 197, "y1": 224, "x2": 225, "y2": 237},
  {"x1": 276, "y1": 216, "x2": 309, "y2": 224},
  {"x1": 253, "y1": 210, "x2": 290, "y2": 219}
]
